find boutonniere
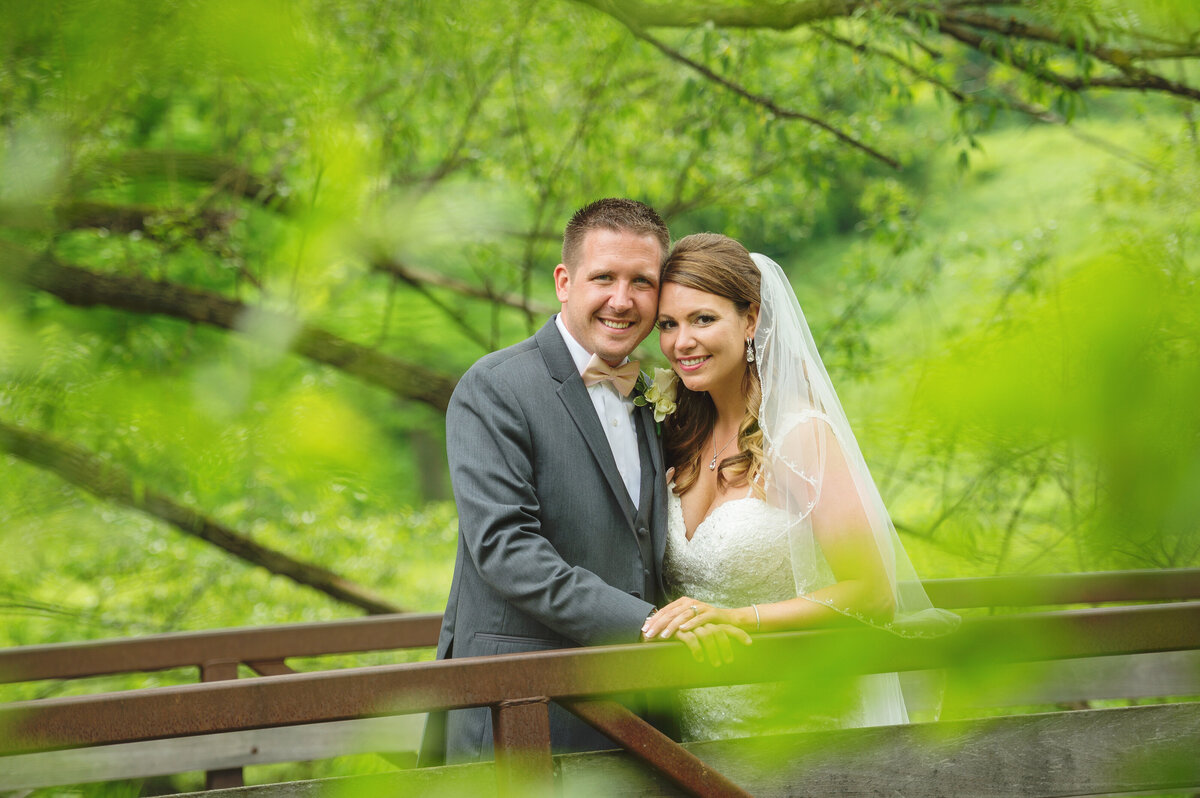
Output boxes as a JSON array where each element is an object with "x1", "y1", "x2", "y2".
[{"x1": 633, "y1": 367, "x2": 678, "y2": 423}]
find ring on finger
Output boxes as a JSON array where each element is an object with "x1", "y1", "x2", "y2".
[{"x1": 689, "y1": 605, "x2": 699, "y2": 617}]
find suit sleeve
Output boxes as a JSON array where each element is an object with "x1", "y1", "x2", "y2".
[{"x1": 447, "y1": 366, "x2": 654, "y2": 645}]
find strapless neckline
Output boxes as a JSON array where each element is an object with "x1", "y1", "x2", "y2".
[{"x1": 672, "y1": 493, "x2": 759, "y2": 543}]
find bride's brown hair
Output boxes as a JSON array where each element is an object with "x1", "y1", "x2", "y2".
[{"x1": 661, "y1": 233, "x2": 765, "y2": 496}]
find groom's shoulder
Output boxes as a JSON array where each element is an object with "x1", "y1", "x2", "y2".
[
  {"x1": 471, "y1": 334, "x2": 541, "y2": 375},
  {"x1": 456, "y1": 332, "x2": 546, "y2": 396}
]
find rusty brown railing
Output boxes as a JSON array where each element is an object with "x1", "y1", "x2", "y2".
[
  {"x1": 0, "y1": 613, "x2": 445, "y2": 789},
  {"x1": 3, "y1": 598, "x2": 1200, "y2": 797},
  {"x1": 4, "y1": 569, "x2": 1197, "y2": 688},
  {"x1": 0, "y1": 612, "x2": 442, "y2": 686},
  {"x1": 920, "y1": 567, "x2": 1200, "y2": 608}
]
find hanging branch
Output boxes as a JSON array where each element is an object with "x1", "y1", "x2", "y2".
[
  {"x1": 511, "y1": 36, "x2": 628, "y2": 312},
  {"x1": 940, "y1": 8, "x2": 1200, "y2": 69},
  {"x1": 658, "y1": 155, "x2": 799, "y2": 218},
  {"x1": 415, "y1": 40, "x2": 510, "y2": 194},
  {"x1": 53, "y1": 200, "x2": 238, "y2": 239},
  {"x1": 0, "y1": 242, "x2": 458, "y2": 412},
  {"x1": 51, "y1": 196, "x2": 543, "y2": 348},
  {"x1": 0, "y1": 419, "x2": 404, "y2": 615},
  {"x1": 813, "y1": 26, "x2": 1158, "y2": 170},
  {"x1": 381, "y1": 266, "x2": 494, "y2": 350},
  {"x1": 371, "y1": 257, "x2": 555, "y2": 317},
  {"x1": 575, "y1": 0, "x2": 1200, "y2": 111},
  {"x1": 584, "y1": 1, "x2": 902, "y2": 169},
  {"x1": 70, "y1": 150, "x2": 293, "y2": 213},
  {"x1": 938, "y1": 11, "x2": 1200, "y2": 102},
  {"x1": 572, "y1": 0, "x2": 863, "y2": 30},
  {"x1": 937, "y1": 20, "x2": 1200, "y2": 102}
]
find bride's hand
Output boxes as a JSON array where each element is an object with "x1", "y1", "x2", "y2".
[{"x1": 643, "y1": 596, "x2": 749, "y2": 640}]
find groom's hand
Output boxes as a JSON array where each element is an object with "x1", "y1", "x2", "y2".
[
  {"x1": 675, "y1": 624, "x2": 751, "y2": 666},
  {"x1": 642, "y1": 596, "x2": 752, "y2": 666}
]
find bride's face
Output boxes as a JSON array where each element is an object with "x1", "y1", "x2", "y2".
[{"x1": 657, "y1": 282, "x2": 757, "y2": 396}]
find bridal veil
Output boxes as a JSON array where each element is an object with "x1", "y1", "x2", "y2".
[{"x1": 751, "y1": 252, "x2": 959, "y2": 639}]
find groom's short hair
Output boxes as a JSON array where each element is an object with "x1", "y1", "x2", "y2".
[{"x1": 562, "y1": 198, "x2": 669, "y2": 271}]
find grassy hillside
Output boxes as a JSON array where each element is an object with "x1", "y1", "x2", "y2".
[{"x1": 803, "y1": 109, "x2": 1198, "y2": 577}]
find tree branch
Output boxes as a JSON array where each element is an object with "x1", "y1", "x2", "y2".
[
  {"x1": 514, "y1": 42, "x2": 629, "y2": 314},
  {"x1": 417, "y1": 45, "x2": 510, "y2": 194},
  {"x1": 815, "y1": 27, "x2": 1158, "y2": 170},
  {"x1": 54, "y1": 200, "x2": 238, "y2": 239},
  {"x1": 572, "y1": 0, "x2": 863, "y2": 30},
  {"x1": 71, "y1": 150, "x2": 293, "y2": 213},
  {"x1": 370, "y1": 257, "x2": 555, "y2": 317},
  {"x1": 577, "y1": 0, "x2": 1200, "y2": 103},
  {"x1": 921, "y1": 443, "x2": 1050, "y2": 540},
  {"x1": 938, "y1": 19, "x2": 1200, "y2": 102},
  {"x1": 814, "y1": 25, "x2": 971, "y2": 101},
  {"x1": 381, "y1": 266, "x2": 494, "y2": 350},
  {"x1": 0, "y1": 419, "x2": 403, "y2": 615},
  {"x1": 658, "y1": 156, "x2": 795, "y2": 219},
  {"x1": 582, "y1": 1, "x2": 902, "y2": 169},
  {"x1": 0, "y1": 242, "x2": 458, "y2": 412},
  {"x1": 941, "y1": 8, "x2": 1200, "y2": 70}
]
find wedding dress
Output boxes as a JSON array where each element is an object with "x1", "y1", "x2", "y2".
[
  {"x1": 663, "y1": 487, "x2": 908, "y2": 741},
  {"x1": 656, "y1": 247, "x2": 955, "y2": 742}
]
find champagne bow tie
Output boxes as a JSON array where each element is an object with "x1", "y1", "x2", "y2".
[{"x1": 581, "y1": 353, "x2": 640, "y2": 396}]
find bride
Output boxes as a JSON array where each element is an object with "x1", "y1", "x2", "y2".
[{"x1": 640, "y1": 233, "x2": 957, "y2": 741}]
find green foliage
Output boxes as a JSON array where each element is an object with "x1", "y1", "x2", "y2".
[
  {"x1": 0, "y1": 0, "x2": 1193, "y2": 637},
  {"x1": 0, "y1": 0, "x2": 1198, "y2": 789},
  {"x1": 853, "y1": 119, "x2": 1200, "y2": 574}
]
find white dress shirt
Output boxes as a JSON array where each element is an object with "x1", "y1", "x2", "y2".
[{"x1": 555, "y1": 314, "x2": 641, "y2": 507}]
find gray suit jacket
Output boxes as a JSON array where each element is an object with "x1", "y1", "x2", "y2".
[{"x1": 420, "y1": 318, "x2": 669, "y2": 765}]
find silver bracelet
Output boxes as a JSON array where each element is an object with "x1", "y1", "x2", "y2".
[{"x1": 751, "y1": 603, "x2": 761, "y2": 631}]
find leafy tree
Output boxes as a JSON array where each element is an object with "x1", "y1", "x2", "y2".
[{"x1": 0, "y1": 0, "x2": 1197, "y2": 657}]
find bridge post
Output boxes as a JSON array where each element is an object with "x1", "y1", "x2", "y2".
[
  {"x1": 491, "y1": 696, "x2": 554, "y2": 797},
  {"x1": 200, "y1": 660, "x2": 243, "y2": 790}
]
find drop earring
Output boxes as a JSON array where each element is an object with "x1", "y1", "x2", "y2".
[{"x1": 745, "y1": 338, "x2": 755, "y2": 363}]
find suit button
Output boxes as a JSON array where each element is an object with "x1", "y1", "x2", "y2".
[
  {"x1": 637, "y1": 526, "x2": 648, "y2": 537},
  {"x1": 643, "y1": 568, "x2": 650, "y2": 577}
]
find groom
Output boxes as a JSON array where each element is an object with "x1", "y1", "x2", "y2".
[{"x1": 419, "y1": 198, "x2": 671, "y2": 765}]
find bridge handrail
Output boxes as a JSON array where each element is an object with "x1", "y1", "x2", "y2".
[
  {"x1": 920, "y1": 567, "x2": 1200, "y2": 608},
  {"x1": 3, "y1": 568, "x2": 1197, "y2": 685},
  {"x1": 3, "y1": 600, "x2": 1199, "y2": 756}
]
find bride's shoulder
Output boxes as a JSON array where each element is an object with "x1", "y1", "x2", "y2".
[{"x1": 775, "y1": 408, "x2": 835, "y2": 437}]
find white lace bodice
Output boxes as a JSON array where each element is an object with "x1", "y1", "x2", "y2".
[
  {"x1": 663, "y1": 489, "x2": 809, "y2": 607},
  {"x1": 662, "y1": 488, "x2": 904, "y2": 740}
]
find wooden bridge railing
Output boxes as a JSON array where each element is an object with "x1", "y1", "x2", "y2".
[
  {"x1": 1, "y1": 569, "x2": 1199, "y2": 796},
  {"x1": 5, "y1": 568, "x2": 1197, "y2": 687}
]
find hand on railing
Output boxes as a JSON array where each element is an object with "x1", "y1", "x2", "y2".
[
  {"x1": 642, "y1": 597, "x2": 752, "y2": 666},
  {"x1": 673, "y1": 625, "x2": 753, "y2": 666}
]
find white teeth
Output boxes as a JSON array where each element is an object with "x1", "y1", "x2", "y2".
[
  {"x1": 680, "y1": 357, "x2": 707, "y2": 366},
  {"x1": 600, "y1": 319, "x2": 632, "y2": 329}
]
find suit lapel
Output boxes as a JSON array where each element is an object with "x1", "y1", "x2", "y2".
[
  {"x1": 635, "y1": 403, "x2": 664, "y2": 481},
  {"x1": 635, "y1": 402, "x2": 669, "y2": 572},
  {"x1": 537, "y1": 320, "x2": 638, "y2": 528}
]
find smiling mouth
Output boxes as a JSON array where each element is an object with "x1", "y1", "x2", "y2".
[
  {"x1": 677, "y1": 356, "x2": 710, "y2": 370},
  {"x1": 599, "y1": 319, "x2": 634, "y2": 330}
]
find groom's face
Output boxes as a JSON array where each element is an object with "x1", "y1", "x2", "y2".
[{"x1": 554, "y1": 228, "x2": 662, "y2": 366}]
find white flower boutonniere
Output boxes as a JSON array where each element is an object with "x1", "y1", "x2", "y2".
[{"x1": 633, "y1": 367, "x2": 679, "y2": 423}]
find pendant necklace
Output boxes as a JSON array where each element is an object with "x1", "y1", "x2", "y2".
[{"x1": 708, "y1": 429, "x2": 739, "y2": 471}]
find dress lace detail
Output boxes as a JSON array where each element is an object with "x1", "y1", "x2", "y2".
[{"x1": 663, "y1": 488, "x2": 907, "y2": 741}]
